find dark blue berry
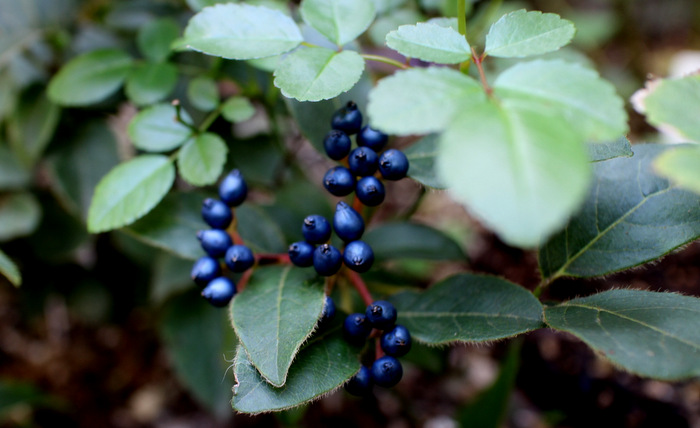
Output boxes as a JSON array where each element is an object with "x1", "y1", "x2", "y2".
[
  {"x1": 356, "y1": 176, "x2": 385, "y2": 207},
  {"x1": 201, "y1": 277, "x2": 236, "y2": 307},
  {"x1": 323, "y1": 130, "x2": 352, "y2": 160},
  {"x1": 348, "y1": 147, "x2": 379, "y2": 177},
  {"x1": 365, "y1": 300, "x2": 397, "y2": 330},
  {"x1": 357, "y1": 125, "x2": 388, "y2": 151},
  {"x1": 343, "y1": 313, "x2": 372, "y2": 343},
  {"x1": 320, "y1": 296, "x2": 336, "y2": 323},
  {"x1": 302, "y1": 215, "x2": 331, "y2": 244},
  {"x1": 380, "y1": 325, "x2": 412, "y2": 357},
  {"x1": 331, "y1": 101, "x2": 363, "y2": 135},
  {"x1": 201, "y1": 198, "x2": 233, "y2": 229},
  {"x1": 371, "y1": 356, "x2": 403, "y2": 387},
  {"x1": 333, "y1": 201, "x2": 365, "y2": 242},
  {"x1": 378, "y1": 149, "x2": 409, "y2": 181},
  {"x1": 197, "y1": 229, "x2": 233, "y2": 258},
  {"x1": 218, "y1": 169, "x2": 248, "y2": 207},
  {"x1": 313, "y1": 244, "x2": 342, "y2": 276},
  {"x1": 224, "y1": 244, "x2": 255, "y2": 272},
  {"x1": 191, "y1": 256, "x2": 222, "y2": 286},
  {"x1": 288, "y1": 241, "x2": 315, "y2": 267},
  {"x1": 345, "y1": 365, "x2": 373, "y2": 396},
  {"x1": 343, "y1": 240, "x2": 374, "y2": 273},
  {"x1": 323, "y1": 166, "x2": 356, "y2": 197}
]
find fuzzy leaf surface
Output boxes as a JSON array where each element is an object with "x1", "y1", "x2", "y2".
[
  {"x1": 127, "y1": 104, "x2": 194, "y2": 152},
  {"x1": 484, "y1": 9, "x2": 575, "y2": 58},
  {"x1": 654, "y1": 144, "x2": 700, "y2": 194},
  {"x1": 300, "y1": 0, "x2": 375, "y2": 46},
  {"x1": 177, "y1": 133, "x2": 228, "y2": 186},
  {"x1": 587, "y1": 136, "x2": 633, "y2": 162},
  {"x1": 364, "y1": 222, "x2": 465, "y2": 261},
  {"x1": 125, "y1": 63, "x2": 177, "y2": 106},
  {"x1": 403, "y1": 134, "x2": 445, "y2": 189},
  {"x1": 386, "y1": 22, "x2": 470, "y2": 64}
]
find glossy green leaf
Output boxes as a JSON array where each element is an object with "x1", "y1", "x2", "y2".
[
  {"x1": 587, "y1": 136, "x2": 633, "y2": 162},
  {"x1": 654, "y1": 144, "x2": 700, "y2": 194},
  {"x1": 180, "y1": 3, "x2": 303, "y2": 60},
  {"x1": 231, "y1": 266, "x2": 325, "y2": 387},
  {"x1": 7, "y1": 87, "x2": 60, "y2": 166},
  {"x1": 236, "y1": 205, "x2": 287, "y2": 253},
  {"x1": 403, "y1": 134, "x2": 445, "y2": 189},
  {"x1": 0, "y1": 248, "x2": 21, "y2": 287},
  {"x1": 0, "y1": 145, "x2": 30, "y2": 190},
  {"x1": 177, "y1": 133, "x2": 228, "y2": 186},
  {"x1": 0, "y1": 192, "x2": 41, "y2": 241},
  {"x1": 127, "y1": 104, "x2": 194, "y2": 152},
  {"x1": 187, "y1": 76, "x2": 219, "y2": 111},
  {"x1": 539, "y1": 144, "x2": 700, "y2": 279},
  {"x1": 364, "y1": 222, "x2": 465, "y2": 261},
  {"x1": 222, "y1": 96, "x2": 256, "y2": 123},
  {"x1": 300, "y1": 0, "x2": 375, "y2": 46},
  {"x1": 545, "y1": 289, "x2": 700, "y2": 380},
  {"x1": 273, "y1": 47, "x2": 365, "y2": 102},
  {"x1": 137, "y1": 18, "x2": 180, "y2": 62},
  {"x1": 87, "y1": 155, "x2": 175, "y2": 233},
  {"x1": 386, "y1": 22, "x2": 470, "y2": 64},
  {"x1": 125, "y1": 62, "x2": 177, "y2": 106},
  {"x1": 389, "y1": 274, "x2": 544, "y2": 344},
  {"x1": 484, "y1": 9, "x2": 575, "y2": 58},
  {"x1": 641, "y1": 74, "x2": 700, "y2": 142},
  {"x1": 47, "y1": 49, "x2": 133, "y2": 106}
]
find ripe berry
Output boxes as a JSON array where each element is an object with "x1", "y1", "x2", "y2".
[
  {"x1": 331, "y1": 101, "x2": 363, "y2": 135},
  {"x1": 218, "y1": 169, "x2": 248, "y2": 207},
  {"x1": 365, "y1": 300, "x2": 397, "y2": 330},
  {"x1": 378, "y1": 149, "x2": 409, "y2": 181},
  {"x1": 197, "y1": 229, "x2": 233, "y2": 258},
  {"x1": 302, "y1": 215, "x2": 331, "y2": 244},
  {"x1": 323, "y1": 130, "x2": 352, "y2": 160},
  {"x1": 333, "y1": 201, "x2": 365, "y2": 242},
  {"x1": 320, "y1": 296, "x2": 336, "y2": 323},
  {"x1": 323, "y1": 166, "x2": 356, "y2": 197},
  {"x1": 371, "y1": 356, "x2": 403, "y2": 387},
  {"x1": 343, "y1": 313, "x2": 372, "y2": 343},
  {"x1": 313, "y1": 244, "x2": 342, "y2": 276},
  {"x1": 191, "y1": 256, "x2": 222, "y2": 286},
  {"x1": 357, "y1": 125, "x2": 388, "y2": 151},
  {"x1": 345, "y1": 365, "x2": 373, "y2": 396},
  {"x1": 224, "y1": 244, "x2": 255, "y2": 272},
  {"x1": 288, "y1": 241, "x2": 315, "y2": 267},
  {"x1": 380, "y1": 325, "x2": 412, "y2": 357},
  {"x1": 348, "y1": 147, "x2": 379, "y2": 177},
  {"x1": 201, "y1": 277, "x2": 236, "y2": 307},
  {"x1": 356, "y1": 176, "x2": 385, "y2": 207},
  {"x1": 343, "y1": 240, "x2": 374, "y2": 273},
  {"x1": 201, "y1": 198, "x2": 233, "y2": 229}
]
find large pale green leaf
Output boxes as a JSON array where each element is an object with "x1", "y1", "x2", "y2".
[
  {"x1": 545, "y1": 289, "x2": 700, "y2": 380},
  {"x1": 273, "y1": 48, "x2": 364, "y2": 102},
  {"x1": 364, "y1": 222, "x2": 465, "y2": 261},
  {"x1": 231, "y1": 266, "x2": 325, "y2": 387},
  {"x1": 127, "y1": 104, "x2": 194, "y2": 152},
  {"x1": 654, "y1": 144, "x2": 700, "y2": 194},
  {"x1": 402, "y1": 134, "x2": 445, "y2": 189},
  {"x1": 300, "y1": 0, "x2": 375, "y2": 46},
  {"x1": 641, "y1": 74, "x2": 700, "y2": 143},
  {"x1": 587, "y1": 136, "x2": 633, "y2": 163},
  {"x1": 7, "y1": 87, "x2": 60, "y2": 166},
  {"x1": 125, "y1": 62, "x2": 177, "y2": 106},
  {"x1": 137, "y1": 17, "x2": 180, "y2": 62},
  {"x1": 180, "y1": 3, "x2": 302, "y2": 60},
  {"x1": 0, "y1": 248, "x2": 21, "y2": 287},
  {"x1": 484, "y1": 9, "x2": 575, "y2": 58},
  {"x1": 386, "y1": 22, "x2": 470, "y2": 64},
  {"x1": 439, "y1": 100, "x2": 591, "y2": 248},
  {"x1": 177, "y1": 133, "x2": 228, "y2": 186},
  {"x1": 494, "y1": 60, "x2": 628, "y2": 142},
  {"x1": 87, "y1": 155, "x2": 175, "y2": 233},
  {"x1": 47, "y1": 49, "x2": 133, "y2": 106},
  {"x1": 0, "y1": 192, "x2": 41, "y2": 241},
  {"x1": 389, "y1": 274, "x2": 544, "y2": 344},
  {"x1": 539, "y1": 144, "x2": 700, "y2": 279}
]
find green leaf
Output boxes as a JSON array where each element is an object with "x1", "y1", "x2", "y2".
[
  {"x1": 127, "y1": 104, "x2": 194, "y2": 152},
  {"x1": 300, "y1": 0, "x2": 375, "y2": 46},
  {"x1": 231, "y1": 266, "x2": 325, "y2": 387},
  {"x1": 0, "y1": 192, "x2": 41, "y2": 241},
  {"x1": 0, "y1": 145, "x2": 31, "y2": 191},
  {"x1": 0, "y1": 248, "x2": 21, "y2": 287},
  {"x1": 389, "y1": 274, "x2": 544, "y2": 344},
  {"x1": 654, "y1": 144, "x2": 700, "y2": 194},
  {"x1": 539, "y1": 143, "x2": 700, "y2": 279},
  {"x1": 640, "y1": 74, "x2": 700, "y2": 143},
  {"x1": 177, "y1": 133, "x2": 228, "y2": 186},
  {"x1": 137, "y1": 17, "x2": 180, "y2": 62},
  {"x1": 87, "y1": 155, "x2": 175, "y2": 233},
  {"x1": 386, "y1": 22, "x2": 470, "y2": 64},
  {"x1": 187, "y1": 76, "x2": 219, "y2": 112},
  {"x1": 363, "y1": 222, "x2": 465, "y2": 261},
  {"x1": 402, "y1": 134, "x2": 445, "y2": 189},
  {"x1": 7, "y1": 87, "x2": 60, "y2": 166},
  {"x1": 180, "y1": 3, "x2": 303, "y2": 60},
  {"x1": 273, "y1": 48, "x2": 365, "y2": 102},
  {"x1": 545, "y1": 289, "x2": 700, "y2": 380},
  {"x1": 125, "y1": 62, "x2": 178, "y2": 106},
  {"x1": 494, "y1": 60, "x2": 628, "y2": 142},
  {"x1": 150, "y1": 253, "x2": 194, "y2": 304},
  {"x1": 587, "y1": 136, "x2": 633, "y2": 162},
  {"x1": 47, "y1": 49, "x2": 133, "y2": 106},
  {"x1": 185, "y1": 0, "x2": 234, "y2": 11},
  {"x1": 438, "y1": 100, "x2": 591, "y2": 248},
  {"x1": 367, "y1": 67, "x2": 485, "y2": 135},
  {"x1": 232, "y1": 329, "x2": 360, "y2": 413},
  {"x1": 221, "y1": 96, "x2": 256, "y2": 123},
  {"x1": 236, "y1": 205, "x2": 287, "y2": 253},
  {"x1": 484, "y1": 9, "x2": 575, "y2": 58},
  {"x1": 369, "y1": 9, "x2": 423, "y2": 46}
]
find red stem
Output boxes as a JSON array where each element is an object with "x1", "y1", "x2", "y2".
[
  {"x1": 346, "y1": 270, "x2": 373, "y2": 306},
  {"x1": 256, "y1": 253, "x2": 291, "y2": 264},
  {"x1": 375, "y1": 338, "x2": 385, "y2": 360},
  {"x1": 237, "y1": 269, "x2": 253, "y2": 292},
  {"x1": 471, "y1": 48, "x2": 492, "y2": 96},
  {"x1": 352, "y1": 195, "x2": 363, "y2": 214}
]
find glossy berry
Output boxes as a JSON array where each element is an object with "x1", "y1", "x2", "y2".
[
  {"x1": 191, "y1": 256, "x2": 222, "y2": 286},
  {"x1": 348, "y1": 147, "x2": 379, "y2": 177},
  {"x1": 380, "y1": 325, "x2": 412, "y2": 357},
  {"x1": 365, "y1": 300, "x2": 397, "y2": 330},
  {"x1": 313, "y1": 244, "x2": 342, "y2": 276},
  {"x1": 320, "y1": 296, "x2": 336, "y2": 323},
  {"x1": 331, "y1": 101, "x2": 363, "y2": 135},
  {"x1": 288, "y1": 241, "x2": 315, "y2": 267},
  {"x1": 302, "y1": 215, "x2": 332, "y2": 244},
  {"x1": 345, "y1": 365, "x2": 373, "y2": 396},
  {"x1": 343, "y1": 240, "x2": 374, "y2": 273},
  {"x1": 197, "y1": 229, "x2": 233, "y2": 258},
  {"x1": 343, "y1": 313, "x2": 372, "y2": 343},
  {"x1": 356, "y1": 176, "x2": 385, "y2": 207},
  {"x1": 201, "y1": 277, "x2": 236, "y2": 307},
  {"x1": 201, "y1": 198, "x2": 233, "y2": 229},
  {"x1": 333, "y1": 201, "x2": 365, "y2": 242},
  {"x1": 323, "y1": 166, "x2": 356, "y2": 197},
  {"x1": 371, "y1": 356, "x2": 403, "y2": 388},
  {"x1": 218, "y1": 169, "x2": 248, "y2": 207},
  {"x1": 323, "y1": 130, "x2": 352, "y2": 160},
  {"x1": 224, "y1": 245, "x2": 255, "y2": 272},
  {"x1": 357, "y1": 125, "x2": 388, "y2": 151},
  {"x1": 378, "y1": 149, "x2": 409, "y2": 181}
]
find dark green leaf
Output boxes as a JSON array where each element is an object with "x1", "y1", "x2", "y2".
[
  {"x1": 177, "y1": 133, "x2": 228, "y2": 186},
  {"x1": 187, "y1": 76, "x2": 219, "y2": 112},
  {"x1": 0, "y1": 192, "x2": 41, "y2": 241},
  {"x1": 0, "y1": 248, "x2": 21, "y2": 287},
  {"x1": 0, "y1": 144, "x2": 30, "y2": 191},
  {"x1": 150, "y1": 253, "x2": 195, "y2": 304},
  {"x1": 7, "y1": 87, "x2": 60, "y2": 166},
  {"x1": 0, "y1": 379, "x2": 63, "y2": 415},
  {"x1": 363, "y1": 222, "x2": 465, "y2": 261},
  {"x1": 137, "y1": 18, "x2": 180, "y2": 63},
  {"x1": 127, "y1": 104, "x2": 194, "y2": 152},
  {"x1": 587, "y1": 136, "x2": 633, "y2": 162},
  {"x1": 236, "y1": 205, "x2": 287, "y2": 254},
  {"x1": 125, "y1": 62, "x2": 178, "y2": 106},
  {"x1": 402, "y1": 134, "x2": 445, "y2": 189}
]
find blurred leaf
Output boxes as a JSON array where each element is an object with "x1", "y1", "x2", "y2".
[
  {"x1": 568, "y1": 9, "x2": 620, "y2": 49},
  {"x1": 150, "y1": 253, "x2": 195, "y2": 304},
  {"x1": 0, "y1": 249, "x2": 20, "y2": 287},
  {"x1": 386, "y1": 22, "x2": 470, "y2": 64},
  {"x1": 300, "y1": 0, "x2": 375, "y2": 46},
  {"x1": 127, "y1": 103, "x2": 194, "y2": 152},
  {"x1": 654, "y1": 144, "x2": 700, "y2": 194},
  {"x1": 28, "y1": 194, "x2": 88, "y2": 260},
  {"x1": 185, "y1": 0, "x2": 235, "y2": 11},
  {"x1": 363, "y1": 222, "x2": 465, "y2": 261},
  {"x1": 187, "y1": 76, "x2": 219, "y2": 112},
  {"x1": 641, "y1": 74, "x2": 700, "y2": 143},
  {"x1": 7, "y1": 86, "x2": 60, "y2": 166},
  {"x1": 402, "y1": 342, "x2": 445, "y2": 374},
  {"x1": 225, "y1": 136, "x2": 284, "y2": 187},
  {"x1": 125, "y1": 62, "x2": 178, "y2": 106},
  {"x1": 177, "y1": 133, "x2": 228, "y2": 186},
  {"x1": 587, "y1": 136, "x2": 633, "y2": 162},
  {"x1": 402, "y1": 134, "x2": 445, "y2": 189},
  {"x1": 236, "y1": 205, "x2": 287, "y2": 253},
  {"x1": 137, "y1": 17, "x2": 180, "y2": 62},
  {"x1": 0, "y1": 192, "x2": 41, "y2": 241},
  {"x1": 0, "y1": 378, "x2": 63, "y2": 416},
  {"x1": 0, "y1": 145, "x2": 30, "y2": 191},
  {"x1": 221, "y1": 96, "x2": 256, "y2": 123},
  {"x1": 369, "y1": 9, "x2": 423, "y2": 46},
  {"x1": 484, "y1": 9, "x2": 575, "y2": 58}
]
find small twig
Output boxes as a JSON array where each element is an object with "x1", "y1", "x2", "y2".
[
  {"x1": 256, "y1": 253, "x2": 291, "y2": 265},
  {"x1": 471, "y1": 48, "x2": 492, "y2": 96},
  {"x1": 346, "y1": 270, "x2": 373, "y2": 306},
  {"x1": 237, "y1": 269, "x2": 253, "y2": 292},
  {"x1": 361, "y1": 54, "x2": 409, "y2": 70}
]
